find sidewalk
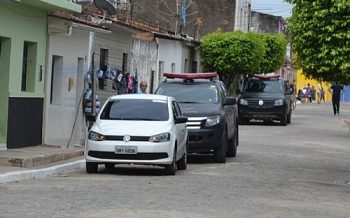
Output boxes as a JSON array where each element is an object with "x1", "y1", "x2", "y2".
[{"x1": 0, "y1": 145, "x2": 85, "y2": 183}]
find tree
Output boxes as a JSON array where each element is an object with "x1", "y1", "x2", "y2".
[
  {"x1": 259, "y1": 34, "x2": 287, "y2": 74},
  {"x1": 201, "y1": 31, "x2": 286, "y2": 87},
  {"x1": 201, "y1": 31, "x2": 265, "y2": 86},
  {"x1": 285, "y1": 0, "x2": 350, "y2": 83}
]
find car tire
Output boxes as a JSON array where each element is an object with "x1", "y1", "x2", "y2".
[
  {"x1": 235, "y1": 124, "x2": 239, "y2": 147},
  {"x1": 281, "y1": 111, "x2": 288, "y2": 126},
  {"x1": 86, "y1": 162, "x2": 98, "y2": 174},
  {"x1": 165, "y1": 147, "x2": 176, "y2": 175},
  {"x1": 227, "y1": 125, "x2": 238, "y2": 157},
  {"x1": 176, "y1": 151, "x2": 187, "y2": 170},
  {"x1": 287, "y1": 110, "x2": 292, "y2": 124},
  {"x1": 105, "y1": 163, "x2": 115, "y2": 170},
  {"x1": 214, "y1": 129, "x2": 227, "y2": 163}
]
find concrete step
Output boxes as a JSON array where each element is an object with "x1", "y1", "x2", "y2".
[{"x1": 0, "y1": 145, "x2": 84, "y2": 168}]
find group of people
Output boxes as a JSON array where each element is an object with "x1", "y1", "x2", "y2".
[
  {"x1": 296, "y1": 83, "x2": 326, "y2": 104},
  {"x1": 295, "y1": 82, "x2": 344, "y2": 115}
]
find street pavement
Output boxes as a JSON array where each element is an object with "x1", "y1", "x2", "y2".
[{"x1": 0, "y1": 102, "x2": 349, "y2": 218}]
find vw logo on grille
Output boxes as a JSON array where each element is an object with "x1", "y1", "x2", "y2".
[
  {"x1": 123, "y1": 135, "x2": 131, "y2": 142},
  {"x1": 258, "y1": 100, "x2": 264, "y2": 106}
]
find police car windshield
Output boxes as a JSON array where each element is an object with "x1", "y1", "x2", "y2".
[
  {"x1": 243, "y1": 79, "x2": 284, "y2": 93},
  {"x1": 156, "y1": 84, "x2": 219, "y2": 104},
  {"x1": 100, "y1": 99, "x2": 169, "y2": 121}
]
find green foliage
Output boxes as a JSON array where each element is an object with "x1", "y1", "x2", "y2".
[
  {"x1": 259, "y1": 34, "x2": 287, "y2": 74},
  {"x1": 285, "y1": 0, "x2": 350, "y2": 83},
  {"x1": 201, "y1": 31, "x2": 287, "y2": 86}
]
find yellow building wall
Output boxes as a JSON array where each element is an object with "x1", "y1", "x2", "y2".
[{"x1": 296, "y1": 69, "x2": 332, "y2": 102}]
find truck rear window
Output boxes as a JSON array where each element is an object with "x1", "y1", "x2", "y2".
[
  {"x1": 243, "y1": 79, "x2": 284, "y2": 93},
  {"x1": 156, "y1": 84, "x2": 219, "y2": 104}
]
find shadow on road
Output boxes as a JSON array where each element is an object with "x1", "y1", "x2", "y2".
[
  {"x1": 99, "y1": 165, "x2": 166, "y2": 176},
  {"x1": 188, "y1": 154, "x2": 214, "y2": 164},
  {"x1": 240, "y1": 120, "x2": 282, "y2": 126}
]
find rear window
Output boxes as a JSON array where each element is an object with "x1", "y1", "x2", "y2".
[
  {"x1": 100, "y1": 99, "x2": 169, "y2": 121},
  {"x1": 243, "y1": 79, "x2": 284, "y2": 93},
  {"x1": 156, "y1": 84, "x2": 219, "y2": 104}
]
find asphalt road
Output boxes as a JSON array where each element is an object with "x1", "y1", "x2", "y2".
[{"x1": 1, "y1": 103, "x2": 349, "y2": 218}]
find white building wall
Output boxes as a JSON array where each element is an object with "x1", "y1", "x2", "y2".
[
  {"x1": 157, "y1": 38, "x2": 202, "y2": 85},
  {"x1": 193, "y1": 46, "x2": 202, "y2": 73},
  {"x1": 181, "y1": 44, "x2": 191, "y2": 73},
  {"x1": 44, "y1": 18, "x2": 90, "y2": 147},
  {"x1": 234, "y1": 0, "x2": 251, "y2": 32},
  {"x1": 157, "y1": 38, "x2": 183, "y2": 74}
]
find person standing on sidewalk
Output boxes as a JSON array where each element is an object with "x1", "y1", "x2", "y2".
[
  {"x1": 329, "y1": 83, "x2": 344, "y2": 115},
  {"x1": 83, "y1": 82, "x2": 101, "y2": 129},
  {"x1": 138, "y1": 81, "x2": 148, "y2": 94}
]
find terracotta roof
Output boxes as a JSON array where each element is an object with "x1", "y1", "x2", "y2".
[
  {"x1": 50, "y1": 11, "x2": 109, "y2": 30},
  {"x1": 50, "y1": 9, "x2": 200, "y2": 44}
]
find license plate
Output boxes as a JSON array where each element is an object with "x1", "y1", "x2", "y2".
[{"x1": 114, "y1": 146, "x2": 137, "y2": 154}]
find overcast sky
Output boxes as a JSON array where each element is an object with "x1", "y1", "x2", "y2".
[{"x1": 251, "y1": 0, "x2": 293, "y2": 18}]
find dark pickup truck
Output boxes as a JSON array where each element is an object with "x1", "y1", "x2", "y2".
[
  {"x1": 155, "y1": 73, "x2": 239, "y2": 163},
  {"x1": 237, "y1": 74, "x2": 293, "y2": 125}
]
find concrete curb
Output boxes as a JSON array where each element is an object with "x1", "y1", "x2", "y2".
[{"x1": 0, "y1": 159, "x2": 85, "y2": 183}]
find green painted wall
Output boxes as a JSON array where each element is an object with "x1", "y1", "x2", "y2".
[
  {"x1": 0, "y1": 1, "x2": 80, "y2": 146},
  {"x1": 0, "y1": 3, "x2": 48, "y2": 144},
  {"x1": 0, "y1": 37, "x2": 11, "y2": 143},
  {"x1": 22, "y1": 0, "x2": 81, "y2": 12}
]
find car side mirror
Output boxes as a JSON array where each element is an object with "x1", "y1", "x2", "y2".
[
  {"x1": 236, "y1": 89, "x2": 242, "y2": 95},
  {"x1": 223, "y1": 97, "x2": 237, "y2": 105},
  {"x1": 175, "y1": 116, "x2": 188, "y2": 124}
]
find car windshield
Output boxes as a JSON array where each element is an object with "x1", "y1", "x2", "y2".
[
  {"x1": 100, "y1": 99, "x2": 169, "y2": 121},
  {"x1": 243, "y1": 79, "x2": 284, "y2": 93},
  {"x1": 156, "y1": 84, "x2": 219, "y2": 104}
]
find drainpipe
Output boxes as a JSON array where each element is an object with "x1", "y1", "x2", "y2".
[{"x1": 155, "y1": 37, "x2": 160, "y2": 88}]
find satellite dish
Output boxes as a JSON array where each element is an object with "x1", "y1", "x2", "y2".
[{"x1": 94, "y1": 0, "x2": 117, "y2": 15}]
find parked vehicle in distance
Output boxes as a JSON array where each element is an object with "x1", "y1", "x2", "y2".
[
  {"x1": 237, "y1": 74, "x2": 293, "y2": 125},
  {"x1": 85, "y1": 94, "x2": 188, "y2": 175},
  {"x1": 155, "y1": 72, "x2": 239, "y2": 163}
]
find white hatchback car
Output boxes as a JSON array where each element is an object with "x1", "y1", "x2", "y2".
[{"x1": 85, "y1": 94, "x2": 188, "y2": 175}]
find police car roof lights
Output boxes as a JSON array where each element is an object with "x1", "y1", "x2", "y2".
[
  {"x1": 252, "y1": 73, "x2": 280, "y2": 80},
  {"x1": 163, "y1": 72, "x2": 218, "y2": 80}
]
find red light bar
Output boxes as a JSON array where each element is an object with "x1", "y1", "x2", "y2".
[
  {"x1": 163, "y1": 72, "x2": 218, "y2": 79},
  {"x1": 253, "y1": 74, "x2": 280, "y2": 79}
]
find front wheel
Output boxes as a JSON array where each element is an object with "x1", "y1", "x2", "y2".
[
  {"x1": 214, "y1": 129, "x2": 227, "y2": 163},
  {"x1": 176, "y1": 152, "x2": 187, "y2": 170},
  {"x1": 86, "y1": 162, "x2": 98, "y2": 174},
  {"x1": 227, "y1": 125, "x2": 238, "y2": 157},
  {"x1": 287, "y1": 110, "x2": 292, "y2": 124},
  {"x1": 164, "y1": 148, "x2": 176, "y2": 175},
  {"x1": 280, "y1": 111, "x2": 288, "y2": 126}
]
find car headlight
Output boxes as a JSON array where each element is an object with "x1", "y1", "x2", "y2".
[
  {"x1": 239, "y1": 99, "x2": 248, "y2": 105},
  {"x1": 274, "y1": 99, "x2": 284, "y2": 106},
  {"x1": 205, "y1": 115, "x2": 221, "y2": 127},
  {"x1": 149, "y1": 133, "x2": 170, "y2": 142},
  {"x1": 88, "y1": 131, "x2": 105, "y2": 141}
]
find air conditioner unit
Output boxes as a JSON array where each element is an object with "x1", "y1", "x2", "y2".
[{"x1": 94, "y1": 0, "x2": 117, "y2": 15}]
